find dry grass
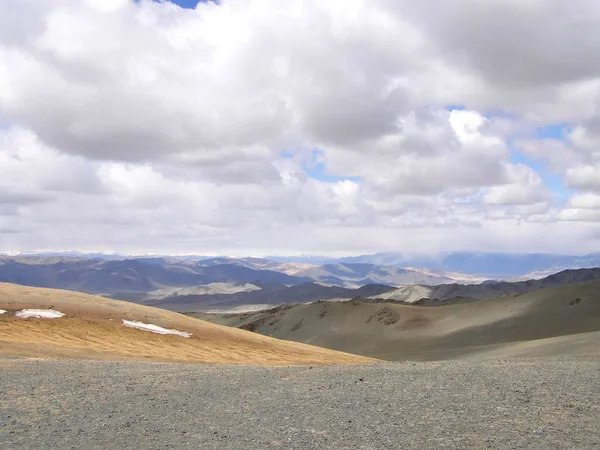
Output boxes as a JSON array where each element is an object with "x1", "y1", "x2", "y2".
[{"x1": 0, "y1": 283, "x2": 375, "y2": 365}]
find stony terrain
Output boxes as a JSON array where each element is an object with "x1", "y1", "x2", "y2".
[{"x1": 1, "y1": 356, "x2": 598, "y2": 449}]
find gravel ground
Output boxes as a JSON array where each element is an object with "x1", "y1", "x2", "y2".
[{"x1": 1, "y1": 356, "x2": 599, "y2": 449}]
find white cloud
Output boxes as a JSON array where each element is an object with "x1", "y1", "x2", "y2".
[
  {"x1": 566, "y1": 164, "x2": 600, "y2": 191},
  {"x1": 1, "y1": 0, "x2": 600, "y2": 254},
  {"x1": 569, "y1": 193, "x2": 600, "y2": 209},
  {"x1": 483, "y1": 164, "x2": 549, "y2": 206},
  {"x1": 558, "y1": 208, "x2": 600, "y2": 223}
]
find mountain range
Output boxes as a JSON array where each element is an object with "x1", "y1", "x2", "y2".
[
  {"x1": 371, "y1": 268, "x2": 600, "y2": 305},
  {"x1": 271, "y1": 251, "x2": 600, "y2": 278},
  {"x1": 0, "y1": 255, "x2": 458, "y2": 300},
  {"x1": 139, "y1": 267, "x2": 600, "y2": 312},
  {"x1": 3, "y1": 254, "x2": 600, "y2": 312},
  {"x1": 4, "y1": 250, "x2": 600, "y2": 278}
]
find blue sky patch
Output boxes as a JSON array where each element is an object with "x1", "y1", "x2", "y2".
[
  {"x1": 509, "y1": 150, "x2": 573, "y2": 203},
  {"x1": 141, "y1": 0, "x2": 212, "y2": 8},
  {"x1": 535, "y1": 123, "x2": 571, "y2": 140},
  {"x1": 169, "y1": 0, "x2": 203, "y2": 7},
  {"x1": 282, "y1": 150, "x2": 361, "y2": 183}
]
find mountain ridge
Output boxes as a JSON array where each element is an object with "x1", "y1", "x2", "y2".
[{"x1": 4, "y1": 250, "x2": 600, "y2": 278}]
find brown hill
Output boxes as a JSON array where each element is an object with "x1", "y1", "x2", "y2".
[
  {"x1": 193, "y1": 279, "x2": 600, "y2": 361},
  {"x1": 0, "y1": 283, "x2": 374, "y2": 365}
]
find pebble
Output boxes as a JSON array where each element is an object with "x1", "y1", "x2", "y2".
[{"x1": 1, "y1": 356, "x2": 599, "y2": 449}]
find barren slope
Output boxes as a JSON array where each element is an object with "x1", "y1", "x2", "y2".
[
  {"x1": 194, "y1": 279, "x2": 600, "y2": 360},
  {"x1": 0, "y1": 283, "x2": 374, "y2": 365},
  {"x1": 374, "y1": 267, "x2": 600, "y2": 303}
]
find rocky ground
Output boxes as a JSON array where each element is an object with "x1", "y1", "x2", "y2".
[{"x1": 1, "y1": 356, "x2": 599, "y2": 449}]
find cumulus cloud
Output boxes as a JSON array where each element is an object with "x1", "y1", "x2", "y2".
[
  {"x1": 569, "y1": 193, "x2": 600, "y2": 209},
  {"x1": 483, "y1": 164, "x2": 549, "y2": 206},
  {"x1": 1, "y1": 0, "x2": 600, "y2": 255},
  {"x1": 566, "y1": 164, "x2": 600, "y2": 191}
]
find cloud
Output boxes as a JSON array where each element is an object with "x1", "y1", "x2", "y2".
[
  {"x1": 401, "y1": 0, "x2": 600, "y2": 86},
  {"x1": 483, "y1": 164, "x2": 549, "y2": 206},
  {"x1": 1, "y1": 0, "x2": 600, "y2": 254},
  {"x1": 569, "y1": 193, "x2": 600, "y2": 209},
  {"x1": 566, "y1": 164, "x2": 600, "y2": 191}
]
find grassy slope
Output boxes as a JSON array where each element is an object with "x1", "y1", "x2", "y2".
[{"x1": 0, "y1": 283, "x2": 375, "y2": 365}]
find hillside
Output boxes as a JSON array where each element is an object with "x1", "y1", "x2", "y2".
[
  {"x1": 373, "y1": 267, "x2": 600, "y2": 304},
  {"x1": 0, "y1": 283, "x2": 373, "y2": 365},
  {"x1": 193, "y1": 279, "x2": 600, "y2": 361}
]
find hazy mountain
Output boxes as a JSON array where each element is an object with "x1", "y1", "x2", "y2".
[
  {"x1": 266, "y1": 252, "x2": 600, "y2": 277},
  {"x1": 138, "y1": 282, "x2": 395, "y2": 312},
  {"x1": 133, "y1": 267, "x2": 600, "y2": 312},
  {"x1": 372, "y1": 268, "x2": 600, "y2": 304},
  {"x1": 10, "y1": 250, "x2": 600, "y2": 278},
  {"x1": 0, "y1": 256, "x2": 309, "y2": 296},
  {"x1": 191, "y1": 257, "x2": 312, "y2": 275},
  {"x1": 4, "y1": 254, "x2": 599, "y2": 311},
  {"x1": 337, "y1": 252, "x2": 600, "y2": 277},
  {"x1": 293, "y1": 263, "x2": 455, "y2": 288},
  {"x1": 266, "y1": 255, "x2": 338, "y2": 265}
]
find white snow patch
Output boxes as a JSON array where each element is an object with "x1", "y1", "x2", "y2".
[
  {"x1": 0, "y1": 309, "x2": 6, "y2": 315},
  {"x1": 16, "y1": 309, "x2": 65, "y2": 319},
  {"x1": 122, "y1": 320, "x2": 191, "y2": 338}
]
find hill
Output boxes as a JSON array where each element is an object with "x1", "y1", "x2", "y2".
[
  {"x1": 193, "y1": 279, "x2": 600, "y2": 361},
  {"x1": 0, "y1": 283, "x2": 373, "y2": 365},
  {"x1": 372, "y1": 267, "x2": 600, "y2": 304}
]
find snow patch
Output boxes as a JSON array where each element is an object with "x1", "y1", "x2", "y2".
[
  {"x1": 0, "y1": 309, "x2": 6, "y2": 315},
  {"x1": 16, "y1": 309, "x2": 65, "y2": 319},
  {"x1": 122, "y1": 320, "x2": 191, "y2": 338}
]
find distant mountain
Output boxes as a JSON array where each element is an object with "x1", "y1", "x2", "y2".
[
  {"x1": 267, "y1": 252, "x2": 600, "y2": 277},
  {"x1": 139, "y1": 282, "x2": 395, "y2": 312},
  {"x1": 293, "y1": 263, "x2": 455, "y2": 288},
  {"x1": 8, "y1": 250, "x2": 600, "y2": 278},
  {"x1": 340, "y1": 252, "x2": 600, "y2": 277},
  {"x1": 372, "y1": 268, "x2": 600, "y2": 304},
  {"x1": 191, "y1": 257, "x2": 313, "y2": 275},
  {"x1": 0, "y1": 256, "x2": 309, "y2": 296},
  {"x1": 266, "y1": 255, "x2": 338, "y2": 265},
  {"x1": 3, "y1": 254, "x2": 600, "y2": 312}
]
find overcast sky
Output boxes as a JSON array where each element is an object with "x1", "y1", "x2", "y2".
[{"x1": 1, "y1": 0, "x2": 600, "y2": 256}]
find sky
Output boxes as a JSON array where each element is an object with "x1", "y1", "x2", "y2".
[{"x1": 0, "y1": 0, "x2": 600, "y2": 256}]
